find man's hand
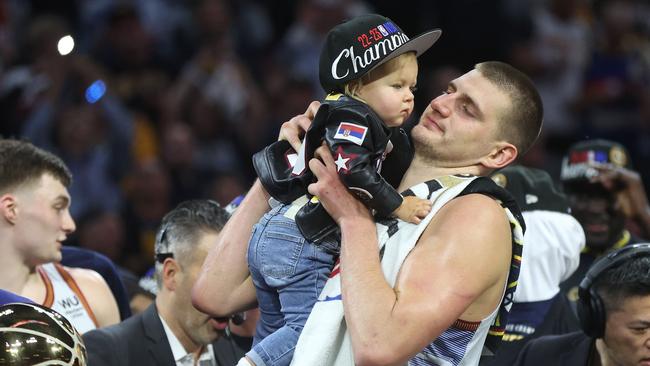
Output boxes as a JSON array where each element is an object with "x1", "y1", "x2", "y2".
[
  {"x1": 592, "y1": 164, "x2": 650, "y2": 237},
  {"x1": 307, "y1": 144, "x2": 372, "y2": 225},
  {"x1": 392, "y1": 196, "x2": 432, "y2": 224},
  {"x1": 278, "y1": 101, "x2": 320, "y2": 151}
]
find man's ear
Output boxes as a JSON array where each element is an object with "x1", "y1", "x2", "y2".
[
  {"x1": 0, "y1": 194, "x2": 18, "y2": 224},
  {"x1": 481, "y1": 142, "x2": 518, "y2": 169},
  {"x1": 161, "y1": 258, "x2": 180, "y2": 292}
]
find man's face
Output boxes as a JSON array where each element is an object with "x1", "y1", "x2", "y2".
[
  {"x1": 566, "y1": 184, "x2": 626, "y2": 250},
  {"x1": 411, "y1": 69, "x2": 511, "y2": 167},
  {"x1": 600, "y1": 295, "x2": 650, "y2": 366},
  {"x1": 12, "y1": 173, "x2": 76, "y2": 266},
  {"x1": 173, "y1": 231, "x2": 229, "y2": 346}
]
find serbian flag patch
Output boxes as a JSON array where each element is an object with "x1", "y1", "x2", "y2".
[{"x1": 333, "y1": 122, "x2": 367, "y2": 146}]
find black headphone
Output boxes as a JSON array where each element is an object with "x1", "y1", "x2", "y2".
[{"x1": 577, "y1": 243, "x2": 650, "y2": 338}]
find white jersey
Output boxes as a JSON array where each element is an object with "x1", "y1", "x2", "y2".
[
  {"x1": 293, "y1": 175, "x2": 524, "y2": 365},
  {"x1": 37, "y1": 263, "x2": 98, "y2": 334}
]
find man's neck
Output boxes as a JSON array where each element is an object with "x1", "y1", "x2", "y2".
[
  {"x1": 155, "y1": 297, "x2": 202, "y2": 356},
  {"x1": 0, "y1": 239, "x2": 36, "y2": 295},
  {"x1": 398, "y1": 155, "x2": 485, "y2": 192}
]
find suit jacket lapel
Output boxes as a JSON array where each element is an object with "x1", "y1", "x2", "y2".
[{"x1": 142, "y1": 304, "x2": 176, "y2": 365}]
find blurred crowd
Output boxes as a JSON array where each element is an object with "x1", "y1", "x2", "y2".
[{"x1": 1, "y1": 0, "x2": 649, "y2": 277}]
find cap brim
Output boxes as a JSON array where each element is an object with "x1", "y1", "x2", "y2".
[{"x1": 371, "y1": 29, "x2": 442, "y2": 72}]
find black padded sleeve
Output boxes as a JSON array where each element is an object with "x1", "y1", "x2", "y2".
[{"x1": 322, "y1": 108, "x2": 403, "y2": 216}]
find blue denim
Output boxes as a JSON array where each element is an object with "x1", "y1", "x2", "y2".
[{"x1": 246, "y1": 204, "x2": 337, "y2": 366}]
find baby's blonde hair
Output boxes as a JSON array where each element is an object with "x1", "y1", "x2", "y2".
[{"x1": 343, "y1": 52, "x2": 417, "y2": 102}]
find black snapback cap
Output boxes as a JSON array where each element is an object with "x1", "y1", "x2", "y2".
[
  {"x1": 491, "y1": 165, "x2": 570, "y2": 213},
  {"x1": 560, "y1": 139, "x2": 632, "y2": 184},
  {"x1": 319, "y1": 14, "x2": 441, "y2": 92}
]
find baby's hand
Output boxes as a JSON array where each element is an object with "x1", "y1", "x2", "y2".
[{"x1": 392, "y1": 196, "x2": 432, "y2": 224}]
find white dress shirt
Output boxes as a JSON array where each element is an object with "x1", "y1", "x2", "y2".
[{"x1": 160, "y1": 314, "x2": 216, "y2": 366}]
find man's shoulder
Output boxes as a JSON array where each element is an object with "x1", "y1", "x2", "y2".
[
  {"x1": 528, "y1": 331, "x2": 590, "y2": 348},
  {"x1": 82, "y1": 311, "x2": 153, "y2": 366},
  {"x1": 517, "y1": 331, "x2": 592, "y2": 365},
  {"x1": 62, "y1": 265, "x2": 116, "y2": 302},
  {"x1": 64, "y1": 265, "x2": 105, "y2": 284},
  {"x1": 417, "y1": 175, "x2": 517, "y2": 242},
  {"x1": 39, "y1": 263, "x2": 111, "y2": 301},
  {"x1": 83, "y1": 310, "x2": 144, "y2": 342},
  {"x1": 431, "y1": 193, "x2": 508, "y2": 232}
]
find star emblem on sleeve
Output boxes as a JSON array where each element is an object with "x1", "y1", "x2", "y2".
[
  {"x1": 334, "y1": 146, "x2": 358, "y2": 174},
  {"x1": 335, "y1": 154, "x2": 350, "y2": 172}
]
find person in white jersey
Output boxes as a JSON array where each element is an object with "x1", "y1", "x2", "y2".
[
  {"x1": 193, "y1": 61, "x2": 544, "y2": 365},
  {"x1": 0, "y1": 139, "x2": 120, "y2": 333}
]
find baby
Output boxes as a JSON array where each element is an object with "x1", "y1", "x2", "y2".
[{"x1": 245, "y1": 14, "x2": 441, "y2": 366}]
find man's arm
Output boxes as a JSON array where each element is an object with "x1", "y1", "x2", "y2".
[
  {"x1": 192, "y1": 102, "x2": 321, "y2": 317},
  {"x1": 67, "y1": 267, "x2": 120, "y2": 328},
  {"x1": 192, "y1": 180, "x2": 268, "y2": 316},
  {"x1": 594, "y1": 164, "x2": 650, "y2": 239},
  {"x1": 308, "y1": 148, "x2": 512, "y2": 365}
]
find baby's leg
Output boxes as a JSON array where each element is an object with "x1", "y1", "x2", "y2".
[{"x1": 247, "y1": 206, "x2": 336, "y2": 366}]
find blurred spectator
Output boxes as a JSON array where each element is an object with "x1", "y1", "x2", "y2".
[
  {"x1": 514, "y1": 0, "x2": 591, "y2": 139},
  {"x1": 258, "y1": 62, "x2": 315, "y2": 130},
  {"x1": 0, "y1": 0, "x2": 30, "y2": 86},
  {"x1": 127, "y1": 268, "x2": 157, "y2": 315},
  {"x1": 482, "y1": 165, "x2": 585, "y2": 365},
  {"x1": 574, "y1": 0, "x2": 650, "y2": 191},
  {"x1": 230, "y1": 0, "x2": 275, "y2": 69},
  {"x1": 513, "y1": 0, "x2": 593, "y2": 177},
  {"x1": 274, "y1": 0, "x2": 351, "y2": 98},
  {"x1": 91, "y1": 4, "x2": 168, "y2": 102},
  {"x1": 0, "y1": 1, "x2": 11, "y2": 73},
  {"x1": 121, "y1": 159, "x2": 172, "y2": 275},
  {"x1": 173, "y1": 0, "x2": 260, "y2": 123},
  {"x1": 160, "y1": 122, "x2": 210, "y2": 204},
  {"x1": 559, "y1": 139, "x2": 650, "y2": 314},
  {"x1": 577, "y1": 0, "x2": 650, "y2": 136},
  {"x1": 204, "y1": 173, "x2": 248, "y2": 208},
  {"x1": 1, "y1": 13, "x2": 65, "y2": 138},
  {"x1": 12, "y1": 15, "x2": 135, "y2": 220},
  {"x1": 75, "y1": 210, "x2": 127, "y2": 263},
  {"x1": 22, "y1": 91, "x2": 134, "y2": 219},
  {"x1": 163, "y1": 0, "x2": 264, "y2": 167}
]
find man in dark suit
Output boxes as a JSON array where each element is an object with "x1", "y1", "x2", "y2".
[
  {"x1": 514, "y1": 244, "x2": 650, "y2": 366},
  {"x1": 83, "y1": 200, "x2": 246, "y2": 365}
]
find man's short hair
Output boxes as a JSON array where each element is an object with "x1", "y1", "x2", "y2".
[
  {"x1": 475, "y1": 61, "x2": 543, "y2": 156},
  {"x1": 595, "y1": 256, "x2": 650, "y2": 312},
  {"x1": 0, "y1": 139, "x2": 72, "y2": 193},
  {"x1": 154, "y1": 200, "x2": 230, "y2": 288}
]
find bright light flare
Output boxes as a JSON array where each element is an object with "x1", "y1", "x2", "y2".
[{"x1": 57, "y1": 35, "x2": 75, "y2": 56}]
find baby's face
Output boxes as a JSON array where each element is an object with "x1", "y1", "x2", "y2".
[{"x1": 356, "y1": 55, "x2": 418, "y2": 127}]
